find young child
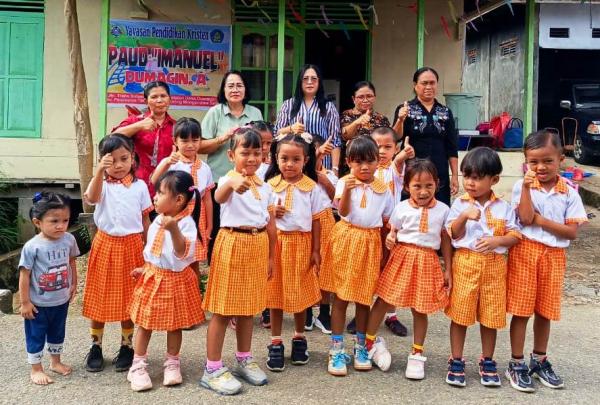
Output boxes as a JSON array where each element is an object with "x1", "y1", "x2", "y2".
[
  {"x1": 83, "y1": 134, "x2": 153, "y2": 373},
  {"x1": 365, "y1": 159, "x2": 452, "y2": 379},
  {"x1": 306, "y1": 135, "x2": 339, "y2": 335},
  {"x1": 251, "y1": 120, "x2": 274, "y2": 181},
  {"x1": 371, "y1": 126, "x2": 415, "y2": 336},
  {"x1": 445, "y1": 146, "x2": 521, "y2": 388},
  {"x1": 201, "y1": 128, "x2": 274, "y2": 395},
  {"x1": 151, "y1": 117, "x2": 214, "y2": 264},
  {"x1": 264, "y1": 133, "x2": 324, "y2": 371},
  {"x1": 19, "y1": 192, "x2": 79, "y2": 385},
  {"x1": 321, "y1": 135, "x2": 394, "y2": 376},
  {"x1": 127, "y1": 170, "x2": 204, "y2": 391},
  {"x1": 505, "y1": 130, "x2": 587, "y2": 392}
]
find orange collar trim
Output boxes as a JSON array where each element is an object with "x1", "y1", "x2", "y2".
[{"x1": 268, "y1": 174, "x2": 316, "y2": 193}]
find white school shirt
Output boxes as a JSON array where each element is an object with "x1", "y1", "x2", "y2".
[
  {"x1": 334, "y1": 176, "x2": 394, "y2": 228},
  {"x1": 317, "y1": 169, "x2": 338, "y2": 211},
  {"x1": 143, "y1": 215, "x2": 197, "y2": 272},
  {"x1": 218, "y1": 170, "x2": 272, "y2": 228},
  {"x1": 268, "y1": 175, "x2": 325, "y2": 232},
  {"x1": 166, "y1": 159, "x2": 214, "y2": 195},
  {"x1": 511, "y1": 177, "x2": 588, "y2": 248},
  {"x1": 445, "y1": 192, "x2": 521, "y2": 254},
  {"x1": 390, "y1": 199, "x2": 450, "y2": 250},
  {"x1": 92, "y1": 179, "x2": 153, "y2": 236},
  {"x1": 256, "y1": 162, "x2": 270, "y2": 181},
  {"x1": 376, "y1": 162, "x2": 404, "y2": 206}
]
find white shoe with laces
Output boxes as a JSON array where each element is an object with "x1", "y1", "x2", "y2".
[{"x1": 368, "y1": 337, "x2": 391, "y2": 371}]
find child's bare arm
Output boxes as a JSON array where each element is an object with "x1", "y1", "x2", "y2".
[
  {"x1": 203, "y1": 191, "x2": 214, "y2": 238},
  {"x1": 19, "y1": 268, "x2": 37, "y2": 319},
  {"x1": 440, "y1": 230, "x2": 453, "y2": 290},
  {"x1": 69, "y1": 258, "x2": 78, "y2": 302},
  {"x1": 517, "y1": 173, "x2": 536, "y2": 225},
  {"x1": 338, "y1": 177, "x2": 356, "y2": 217},
  {"x1": 450, "y1": 206, "x2": 480, "y2": 240},
  {"x1": 266, "y1": 213, "x2": 277, "y2": 279},
  {"x1": 85, "y1": 154, "x2": 113, "y2": 204},
  {"x1": 533, "y1": 214, "x2": 579, "y2": 240},
  {"x1": 311, "y1": 219, "x2": 321, "y2": 271},
  {"x1": 142, "y1": 213, "x2": 151, "y2": 243}
]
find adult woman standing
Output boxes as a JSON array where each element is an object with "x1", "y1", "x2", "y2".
[
  {"x1": 113, "y1": 81, "x2": 176, "y2": 196},
  {"x1": 340, "y1": 81, "x2": 390, "y2": 141},
  {"x1": 274, "y1": 64, "x2": 341, "y2": 174},
  {"x1": 393, "y1": 67, "x2": 459, "y2": 206},
  {"x1": 198, "y1": 71, "x2": 263, "y2": 261}
]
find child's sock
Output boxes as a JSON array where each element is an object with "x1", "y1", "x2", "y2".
[
  {"x1": 412, "y1": 343, "x2": 424, "y2": 355},
  {"x1": 365, "y1": 334, "x2": 376, "y2": 351},
  {"x1": 532, "y1": 351, "x2": 547, "y2": 362},
  {"x1": 271, "y1": 336, "x2": 283, "y2": 345},
  {"x1": 385, "y1": 312, "x2": 397, "y2": 321},
  {"x1": 206, "y1": 359, "x2": 223, "y2": 373},
  {"x1": 331, "y1": 334, "x2": 344, "y2": 348},
  {"x1": 235, "y1": 351, "x2": 252, "y2": 362},
  {"x1": 90, "y1": 328, "x2": 104, "y2": 347},
  {"x1": 166, "y1": 352, "x2": 179, "y2": 360},
  {"x1": 293, "y1": 331, "x2": 305, "y2": 340},
  {"x1": 132, "y1": 353, "x2": 147, "y2": 365},
  {"x1": 356, "y1": 332, "x2": 366, "y2": 346},
  {"x1": 319, "y1": 303, "x2": 330, "y2": 316},
  {"x1": 121, "y1": 327, "x2": 134, "y2": 348},
  {"x1": 511, "y1": 354, "x2": 525, "y2": 364}
]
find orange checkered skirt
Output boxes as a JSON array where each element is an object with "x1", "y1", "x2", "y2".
[
  {"x1": 129, "y1": 263, "x2": 204, "y2": 331},
  {"x1": 507, "y1": 239, "x2": 566, "y2": 321},
  {"x1": 445, "y1": 249, "x2": 507, "y2": 329},
  {"x1": 316, "y1": 208, "x2": 336, "y2": 292},
  {"x1": 82, "y1": 230, "x2": 144, "y2": 322},
  {"x1": 322, "y1": 221, "x2": 382, "y2": 306},
  {"x1": 203, "y1": 229, "x2": 269, "y2": 316},
  {"x1": 376, "y1": 243, "x2": 448, "y2": 314},
  {"x1": 266, "y1": 230, "x2": 321, "y2": 313},
  {"x1": 194, "y1": 201, "x2": 210, "y2": 262}
]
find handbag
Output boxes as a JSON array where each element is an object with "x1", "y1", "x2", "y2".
[
  {"x1": 489, "y1": 112, "x2": 512, "y2": 148},
  {"x1": 503, "y1": 118, "x2": 524, "y2": 148}
]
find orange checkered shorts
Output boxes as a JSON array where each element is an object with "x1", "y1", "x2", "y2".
[
  {"x1": 445, "y1": 249, "x2": 507, "y2": 329},
  {"x1": 82, "y1": 231, "x2": 144, "y2": 322},
  {"x1": 203, "y1": 229, "x2": 269, "y2": 316},
  {"x1": 266, "y1": 230, "x2": 321, "y2": 313},
  {"x1": 322, "y1": 221, "x2": 382, "y2": 306},
  {"x1": 129, "y1": 263, "x2": 204, "y2": 331},
  {"x1": 316, "y1": 208, "x2": 336, "y2": 292},
  {"x1": 376, "y1": 243, "x2": 448, "y2": 314},
  {"x1": 507, "y1": 239, "x2": 566, "y2": 321}
]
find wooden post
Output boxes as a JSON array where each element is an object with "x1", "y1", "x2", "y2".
[
  {"x1": 524, "y1": 0, "x2": 536, "y2": 136},
  {"x1": 98, "y1": 0, "x2": 110, "y2": 139},
  {"x1": 64, "y1": 0, "x2": 94, "y2": 213},
  {"x1": 276, "y1": 0, "x2": 285, "y2": 112},
  {"x1": 416, "y1": 0, "x2": 425, "y2": 69}
]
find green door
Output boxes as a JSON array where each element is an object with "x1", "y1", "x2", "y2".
[
  {"x1": 0, "y1": 12, "x2": 44, "y2": 138},
  {"x1": 233, "y1": 25, "x2": 302, "y2": 122}
]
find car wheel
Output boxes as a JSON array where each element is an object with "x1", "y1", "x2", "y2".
[{"x1": 574, "y1": 133, "x2": 593, "y2": 165}]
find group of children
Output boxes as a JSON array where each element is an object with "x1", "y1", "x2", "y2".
[{"x1": 18, "y1": 117, "x2": 586, "y2": 396}]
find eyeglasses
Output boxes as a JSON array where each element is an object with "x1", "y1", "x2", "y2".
[
  {"x1": 302, "y1": 76, "x2": 319, "y2": 83},
  {"x1": 355, "y1": 95, "x2": 375, "y2": 101},
  {"x1": 226, "y1": 83, "x2": 245, "y2": 90}
]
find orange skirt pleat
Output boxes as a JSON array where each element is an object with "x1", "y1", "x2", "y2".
[
  {"x1": 82, "y1": 231, "x2": 144, "y2": 322},
  {"x1": 203, "y1": 229, "x2": 269, "y2": 316},
  {"x1": 129, "y1": 264, "x2": 205, "y2": 331},
  {"x1": 316, "y1": 209, "x2": 336, "y2": 292}
]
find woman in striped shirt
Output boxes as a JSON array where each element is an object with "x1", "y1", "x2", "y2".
[{"x1": 274, "y1": 64, "x2": 342, "y2": 174}]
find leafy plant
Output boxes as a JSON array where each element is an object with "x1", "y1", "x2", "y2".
[{"x1": 0, "y1": 172, "x2": 19, "y2": 254}]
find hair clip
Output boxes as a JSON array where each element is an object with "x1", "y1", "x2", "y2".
[
  {"x1": 188, "y1": 186, "x2": 196, "y2": 192},
  {"x1": 299, "y1": 132, "x2": 313, "y2": 144},
  {"x1": 32, "y1": 192, "x2": 43, "y2": 203}
]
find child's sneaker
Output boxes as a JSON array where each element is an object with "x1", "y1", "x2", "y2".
[
  {"x1": 314, "y1": 311, "x2": 332, "y2": 335},
  {"x1": 85, "y1": 344, "x2": 105, "y2": 372},
  {"x1": 260, "y1": 309, "x2": 271, "y2": 329},
  {"x1": 384, "y1": 316, "x2": 408, "y2": 337},
  {"x1": 163, "y1": 356, "x2": 182, "y2": 386},
  {"x1": 112, "y1": 345, "x2": 134, "y2": 372},
  {"x1": 505, "y1": 360, "x2": 535, "y2": 392},
  {"x1": 478, "y1": 357, "x2": 501, "y2": 387},
  {"x1": 291, "y1": 337, "x2": 309, "y2": 365},
  {"x1": 266, "y1": 343, "x2": 285, "y2": 372},
  {"x1": 304, "y1": 307, "x2": 314, "y2": 331},
  {"x1": 405, "y1": 353, "x2": 427, "y2": 380},
  {"x1": 200, "y1": 366, "x2": 242, "y2": 395},
  {"x1": 328, "y1": 342, "x2": 351, "y2": 376},
  {"x1": 367, "y1": 337, "x2": 391, "y2": 371},
  {"x1": 233, "y1": 357, "x2": 268, "y2": 386},
  {"x1": 353, "y1": 343, "x2": 372, "y2": 371},
  {"x1": 529, "y1": 355, "x2": 564, "y2": 389},
  {"x1": 446, "y1": 358, "x2": 466, "y2": 387},
  {"x1": 127, "y1": 358, "x2": 152, "y2": 392}
]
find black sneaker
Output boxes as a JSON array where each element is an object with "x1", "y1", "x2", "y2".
[
  {"x1": 85, "y1": 344, "x2": 105, "y2": 372},
  {"x1": 261, "y1": 309, "x2": 271, "y2": 329},
  {"x1": 291, "y1": 337, "x2": 309, "y2": 365},
  {"x1": 346, "y1": 318, "x2": 356, "y2": 335},
  {"x1": 385, "y1": 317, "x2": 408, "y2": 336},
  {"x1": 266, "y1": 343, "x2": 285, "y2": 372},
  {"x1": 529, "y1": 355, "x2": 564, "y2": 389},
  {"x1": 112, "y1": 345, "x2": 134, "y2": 372},
  {"x1": 478, "y1": 357, "x2": 501, "y2": 387},
  {"x1": 446, "y1": 358, "x2": 466, "y2": 387},
  {"x1": 304, "y1": 307, "x2": 314, "y2": 331},
  {"x1": 505, "y1": 360, "x2": 535, "y2": 392},
  {"x1": 314, "y1": 311, "x2": 332, "y2": 334}
]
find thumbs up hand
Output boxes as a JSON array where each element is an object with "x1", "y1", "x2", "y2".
[
  {"x1": 356, "y1": 109, "x2": 371, "y2": 126},
  {"x1": 231, "y1": 169, "x2": 252, "y2": 194},
  {"x1": 274, "y1": 198, "x2": 287, "y2": 218},
  {"x1": 403, "y1": 136, "x2": 415, "y2": 159},
  {"x1": 397, "y1": 101, "x2": 409, "y2": 123},
  {"x1": 168, "y1": 145, "x2": 180, "y2": 165},
  {"x1": 523, "y1": 165, "x2": 537, "y2": 189},
  {"x1": 317, "y1": 135, "x2": 334, "y2": 157},
  {"x1": 463, "y1": 202, "x2": 481, "y2": 221},
  {"x1": 291, "y1": 116, "x2": 305, "y2": 134}
]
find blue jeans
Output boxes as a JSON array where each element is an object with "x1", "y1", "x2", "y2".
[{"x1": 24, "y1": 302, "x2": 69, "y2": 364}]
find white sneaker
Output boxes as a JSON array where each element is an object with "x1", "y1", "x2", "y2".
[
  {"x1": 368, "y1": 337, "x2": 391, "y2": 371},
  {"x1": 233, "y1": 357, "x2": 268, "y2": 386},
  {"x1": 405, "y1": 353, "x2": 427, "y2": 380},
  {"x1": 353, "y1": 343, "x2": 372, "y2": 371},
  {"x1": 200, "y1": 366, "x2": 243, "y2": 395},
  {"x1": 127, "y1": 358, "x2": 153, "y2": 392}
]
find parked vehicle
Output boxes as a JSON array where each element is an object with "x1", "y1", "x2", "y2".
[{"x1": 560, "y1": 83, "x2": 600, "y2": 164}]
